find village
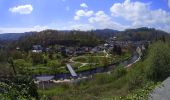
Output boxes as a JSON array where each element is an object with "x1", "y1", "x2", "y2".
[
  {"x1": 30, "y1": 37, "x2": 147, "y2": 57},
  {"x1": 22, "y1": 37, "x2": 147, "y2": 80}
]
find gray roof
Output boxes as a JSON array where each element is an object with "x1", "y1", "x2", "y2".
[
  {"x1": 149, "y1": 77, "x2": 170, "y2": 100},
  {"x1": 66, "y1": 64, "x2": 77, "y2": 77},
  {"x1": 36, "y1": 75, "x2": 54, "y2": 81}
]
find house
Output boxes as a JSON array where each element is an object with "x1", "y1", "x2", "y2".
[
  {"x1": 32, "y1": 45, "x2": 43, "y2": 53},
  {"x1": 141, "y1": 45, "x2": 146, "y2": 51},
  {"x1": 90, "y1": 47, "x2": 98, "y2": 53},
  {"x1": 16, "y1": 46, "x2": 20, "y2": 50},
  {"x1": 136, "y1": 46, "x2": 142, "y2": 56},
  {"x1": 66, "y1": 47, "x2": 75, "y2": 55}
]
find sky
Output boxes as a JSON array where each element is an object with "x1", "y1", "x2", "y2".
[{"x1": 0, "y1": 0, "x2": 170, "y2": 33}]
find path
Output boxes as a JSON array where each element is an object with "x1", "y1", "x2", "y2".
[{"x1": 149, "y1": 77, "x2": 170, "y2": 100}]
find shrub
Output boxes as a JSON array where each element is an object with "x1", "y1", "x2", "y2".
[
  {"x1": 112, "y1": 66, "x2": 127, "y2": 80},
  {"x1": 94, "y1": 73, "x2": 114, "y2": 85},
  {"x1": 146, "y1": 41, "x2": 170, "y2": 81}
]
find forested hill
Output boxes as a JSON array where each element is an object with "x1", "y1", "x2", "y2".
[
  {"x1": 117, "y1": 27, "x2": 170, "y2": 41},
  {"x1": 1, "y1": 27, "x2": 170, "y2": 50},
  {"x1": 0, "y1": 27, "x2": 169, "y2": 42},
  {"x1": 0, "y1": 29, "x2": 118, "y2": 41},
  {"x1": 93, "y1": 29, "x2": 118, "y2": 39},
  {"x1": 10, "y1": 30, "x2": 101, "y2": 51}
]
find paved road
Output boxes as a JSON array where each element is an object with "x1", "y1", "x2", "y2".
[{"x1": 149, "y1": 77, "x2": 170, "y2": 100}]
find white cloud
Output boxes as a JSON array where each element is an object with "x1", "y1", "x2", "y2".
[
  {"x1": 80, "y1": 3, "x2": 88, "y2": 8},
  {"x1": 70, "y1": 24, "x2": 94, "y2": 30},
  {"x1": 110, "y1": 0, "x2": 170, "y2": 28},
  {"x1": 9, "y1": 4, "x2": 33, "y2": 14},
  {"x1": 74, "y1": 10, "x2": 94, "y2": 20},
  {"x1": 89, "y1": 11, "x2": 111, "y2": 23},
  {"x1": 88, "y1": 11, "x2": 128, "y2": 30},
  {"x1": 74, "y1": 16, "x2": 80, "y2": 20}
]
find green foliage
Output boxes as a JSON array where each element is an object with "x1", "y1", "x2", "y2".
[
  {"x1": 13, "y1": 30, "x2": 100, "y2": 51},
  {"x1": 0, "y1": 50, "x2": 8, "y2": 62},
  {"x1": 31, "y1": 52, "x2": 44, "y2": 65},
  {"x1": 73, "y1": 56, "x2": 88, "y2": 63},
  {"x1": 0, "y1": 75, "x2": 39, "y2": 100},
  {"x1": 0, "y1": 63, "x2": 11, "y2": 76},
  {"x1": 47, "y1": 60, "x2": 60, "y2": 67},
  {"x1": 101, "y1": 56, "x2": 109, "y2": 66},
  {"x1": 112, "y1": 66, "x2": 127, "y2": 80},
  {"x1": 48, "y1": 60, "x2": 61, "y2": 74},
  {"x1": 113, "y1": 81, "x2": 158, "y2": 100},
  {"x1": 145, "y1": 41, "x2": 170, "y2": 81},
  {"x1": 127, "y1": 61, "x2": 146, "y2": 91},
  {"x1": 10, "y1": 50, "x2": 23, "y2": 60},
  {"x1": 14, "y1": 59, "x2": 32, "y2": 74},
  {"x1": 117, "y1": 27, "x2": 169, "y2": 41},
  {"x1": 94, "y1": 73, "x2": 114, "y2": 85}
]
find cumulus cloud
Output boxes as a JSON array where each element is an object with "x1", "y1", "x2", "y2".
[
  {"x1": 110, "y1": 0, "x2": 170, "y2": 28},
  {"x1": 80, "y1": 3, "x2": 88, "y2": 8},
  {"x1": 89, "y1": 11, "x2": 111, "y2": 23},
  {"x1": 74, "y1": 10, "x2": 94, "y2": 20},
  {"x1": 9, "y1": 4, "x2": 33, "y2": 14},
  {"x1": 73, "y1": 0, "x2": 170, "y2": 31},
  {"x1": 88, "y1": 11, "x2": 128, "y2": 30},
  {"x1": 70, "y1": 24, "x2": 94, "y2": 30}
]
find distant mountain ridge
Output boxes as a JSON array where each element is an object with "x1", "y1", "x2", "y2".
[
  {"x1": 93, "y1": 29, "x2": 119, "y2": 39},
  {"x1": 0, "y1": 28, "x2": 169, "y2": 41},
  {"x1": 117, "y1": 27, "x2": 170, "y2": 41},
  {"x1": 0, "y1": 29, "x2": 119, "y2": 41}
]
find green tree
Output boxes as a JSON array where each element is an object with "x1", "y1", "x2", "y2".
[
  {"x1": 0, "y1": 75, "x2": 39, "y2": 100},
  {"x1": 8, "y1": 58, "x2": 17, "y2": 75},
  {"x1": 31, "y1": 52, "x2": 44, "y2": 65},
  {"x1": 0, "y1": 50, "x2": 8, "y2": 62},
  {"x1": 101, "y1": 56, "x2": 109, "y2": 66},
  {"x1": 47, "y1": 60, "x2": 61, "y2": 74},
  {"x1": 14, "y1": 59, "x2": 32, "y2": 74}
]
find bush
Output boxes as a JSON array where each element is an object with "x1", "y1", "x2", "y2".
[
  {"x1": 112, "y1": 66, "x2": 127, "y2": 80},
  {"x1": 94, "y1": 73, "x2": 114, "y2": 85},
  {"x1": 127, "y1": 62, "x2": 146, "y2": 90},
  {"x1": 31, "y1": 53, "x2": 44, "y2": 65},
  {"x1": 146, "y1": 42, "x2": 170, "y2": 81},
  {"x1": 47, "y1": 60, "x2": 60, "y2": 67},
  {"x1": 14, "y1": 59, "x2": 32, "y2": 74}
]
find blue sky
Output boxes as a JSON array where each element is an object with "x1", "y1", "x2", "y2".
[{"x1": 0, "y1": 0, "x2": 170, "y2": 33}]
